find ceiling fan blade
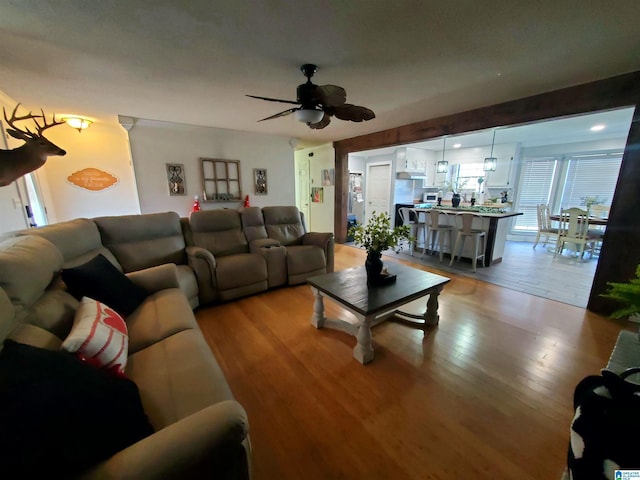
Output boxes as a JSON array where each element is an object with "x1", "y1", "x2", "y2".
[
  {"x1": 308, "y1": 113, "x2": 331, "y2": 130},
  {"x1": 246, "y1": 94, "x2": 300, "y2": 106},
  {"x1": 257, "y1": 107, "x2": 299, "y2": 122},
  {"x1": 313, "y1": 85, "x2": 346, "y2": 107},
  {"x1": 331, "y1": 104, "x2": 375, "y2": 122}
]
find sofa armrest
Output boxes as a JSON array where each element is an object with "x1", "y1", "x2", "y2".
[
  {"x1": 126, "y1": 264, "x2": 180, "y2": 293},
  {"x1": 303, "y1": 232, "x2": 335, "y2": 272},
  {"x1": 249, "y1": 238, "x2": 281, "y2": 254},
  {"x1": 186, "y1": 246, "x2": 218, "y2": 304},
  {"x1": 80, "y1": 400, "x2": 251, "y2": 480}
]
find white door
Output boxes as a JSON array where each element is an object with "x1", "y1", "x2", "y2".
[
  {"x1": 364, "y1": 162, "x2": 392, "y2": 225},
  {"x1": 295, "y1": 156, "x2": 311, "y2": 227}
]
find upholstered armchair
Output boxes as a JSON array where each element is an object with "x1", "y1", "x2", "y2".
[{"x1": 261, "y1": 206, "x2": 334, "y2": 285}]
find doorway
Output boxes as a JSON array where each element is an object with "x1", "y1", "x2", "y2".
[{"x1": 364, "y1": 161, "x2": 392, "y2": 225}]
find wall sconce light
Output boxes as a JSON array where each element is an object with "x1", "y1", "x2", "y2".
[
  {"x1": 484, "y1": 129, "x2": 497, "y2": 171},
  {"x1": 63, "y1": 117, "x2": 93, "y2": 133},
  {"x1": 436, "y1": 136, "x2": 449, "y2": 173}
]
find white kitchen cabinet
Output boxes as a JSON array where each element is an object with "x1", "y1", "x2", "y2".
[
  {"x1": 395, "y1": 147, "x2": 433, "y2": 173},
  {"x1": 484, "y1": 144, "x2": 519, "y2": 187},
  {"x1": 423, "y1": 159, "x2": 446, "y2": 188},
  {"x1": 484, "y1": 155, "x2": 513, "y2": 187}
]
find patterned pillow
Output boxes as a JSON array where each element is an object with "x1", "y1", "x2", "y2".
[{"x1": 62, "y1": 297, "x2": 129, "y2": 375}]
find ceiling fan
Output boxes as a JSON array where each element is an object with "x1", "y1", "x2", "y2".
[{"x1": 246, "y1": 64, "x2": 375, "y2": 129}]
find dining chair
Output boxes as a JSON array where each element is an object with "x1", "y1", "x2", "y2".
[
  {"x1": 533, "y1": 203, "x2": 559, "y2": 249},
  {"x1": 554, "y1": 207, "x2": 599, "y2": 260},
  {"x1": 587, "y1": 205, "x2": 609, "y2": 255},
  {"x1": 449, "y1": 212, "x2": 486, "y2": 272},
  {"x1": 424, "y1": 209, "x2": 453, "y2": 262}
]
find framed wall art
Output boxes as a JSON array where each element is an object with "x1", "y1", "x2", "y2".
[
  {"x1": 200, "y1": 158, "x2": 242, "y2": 201},
  {"x1": 254, "y1": 168, "x2": 267, "y2": 195},
  {"x1": 166, "y1": 163, "x2": 186, "y2": 196}
]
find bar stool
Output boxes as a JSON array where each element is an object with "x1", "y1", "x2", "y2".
[
  {"x1": 449, "y1": 212, "x2": 486, "y2": 272},
  {"x1": 423, "y1": 210, "x2": 453, "y2": 262},
  {"x1": 398, "y1": 207, "x2": 421, "y2": 256}
]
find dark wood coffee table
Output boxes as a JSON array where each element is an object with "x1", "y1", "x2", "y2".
[{"x1": 307, "y1": 263, "x2": 450, "y2": 364}]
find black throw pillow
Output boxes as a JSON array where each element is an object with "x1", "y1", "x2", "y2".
[
  {"x1": 0, "y1": 340, "x2": 154, "y2": 478},
  {"x1": 62, "y1": 254, "x2": 148, "y2": 317}
]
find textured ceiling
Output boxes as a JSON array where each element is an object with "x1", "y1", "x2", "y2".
[{"x1": 1, "y1": 1, "x2": 639, "y2": 147}]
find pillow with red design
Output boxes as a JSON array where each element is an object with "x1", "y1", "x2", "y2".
[{"x1": 62, "y1": 297, "x2": 129, "y2": 376}]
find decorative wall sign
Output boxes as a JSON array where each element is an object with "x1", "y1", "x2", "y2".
[
  {"x1": 166, "y1": 163, "x2": 186, "y2": 195},
  {"x1": 254, "y1": 168, "x2": 267, "y2": 195},
  {"x1": 67, "y1": 168, "x2": 118, "y2": 191}
]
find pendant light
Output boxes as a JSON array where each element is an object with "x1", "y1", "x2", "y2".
[
  {"x1": 436, "y1": 137, "x2": 448, "y2": 173},
  {"x1": 484, "y1": 130, "x2": 497, "y2": 171}
]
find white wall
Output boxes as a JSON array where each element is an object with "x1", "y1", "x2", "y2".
[
  {"x1": 127, "y1": 119, "x2": 295, "y2": 216},
  {"x1": 0, "y1": 89, "x2": 140, "y2": 227},
  {"x1": 40, "y1": 121, "x2": 140, "y2": 222},
  {"x1": 295, "y1": 144, "x2": 335, "y2": 233}
]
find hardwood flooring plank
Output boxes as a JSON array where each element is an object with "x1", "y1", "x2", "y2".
[{"x1": 195, "y1": 245, "x2": 633, "y2": 480}]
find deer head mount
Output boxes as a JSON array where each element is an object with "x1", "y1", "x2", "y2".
[{"x1": 0, "y1": 103, "x2": 66, "y2": 187}]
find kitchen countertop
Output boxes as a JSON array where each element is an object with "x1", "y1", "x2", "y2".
[{"x1": 413, "y1": 204, "x2": 522, "y2": 218}]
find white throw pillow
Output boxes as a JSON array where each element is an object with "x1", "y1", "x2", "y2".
[{"x1": 62, "y1": 297, "x2": 129, "y2": 375}]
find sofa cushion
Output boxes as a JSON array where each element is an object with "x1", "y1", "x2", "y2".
[
  {"x1": 126, "y1": 288, "x2": 198, "y2": 355},
  {"x1": 286, "y1": 245, "x2": 327, "y2": 284},
  {"x1": 62, "y1": 297, "x2": 129, "y2": 375},
  {"x1": 240, "y1": 206, "x2": 268, "y2": 242},
  {"x1": 15, "y1": 218, "x2": 121, "y2": 269},
  {"x1": 94, "y1": 212, "x2": 187, "y2": 272},
  {"x1": 0, "y1": 340, "x2": 154, "y2": 478},
  {"x1": 190, "y1": 209, "x2": 249, "y2": 256},
  {"x1": 262, "y1": 206, "x2": 306, "y2": 246},
  {"x1": 62, "y1": 254, "x2": 148, "y2": 317},
  {"x1": 215, "y1": 254, "x2": 267, "y2": 291},
  {"x1": 126, "y1": 329, "x2": 234, "y2": 431}
]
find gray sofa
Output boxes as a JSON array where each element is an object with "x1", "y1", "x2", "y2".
[
  {"x1": 187, "y1": 206, "x2": 334, "y2": 304},
  {"x1": 0, "y1": 233, "x2": 250, "y2": 479},
  {"x1": 0, "y1": 205, "x2": 333, "y2": 477}
]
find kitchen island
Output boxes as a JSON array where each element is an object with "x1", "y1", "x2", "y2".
[{"x1": 413, "y1": 206, "x2": 523, "y2": 266}]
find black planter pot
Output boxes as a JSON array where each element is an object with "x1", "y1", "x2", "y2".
[
  {"x1": 365, "y1": 250, "x2": 383, "y2": 284},
  {"x1": 451, "y1": 193, "x2": 461, "y2": 208}
]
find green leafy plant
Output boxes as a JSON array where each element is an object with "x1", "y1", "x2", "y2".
[
  {"x1": 348, "y1": 211, "x2": 412, "y2": 254},
  {"x1": 600, "y1": 265, "x2": 640, "y2": 319},
  {"x1": 440, "y1": 177, "x2": 469, "y2": 194},
  {"x1": 580, "y1": 195, "x2": 606, "y2": 208}
]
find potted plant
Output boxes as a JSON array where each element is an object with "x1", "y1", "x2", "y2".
[
  {"x1": 440, "y1": 177, "x2": 469, "y2": 208},
  {"x1": 600, "y1": 265, "x2": 640, "y2": 327},
  {"x1": 348, "y1": 211, "x2": 412, "y2": 284}
]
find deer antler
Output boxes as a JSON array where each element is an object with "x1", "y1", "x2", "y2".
[
  {"x1": 32, "y1": 108, "x2": 65, "y2": 136},
  {"x1": 2, "y1": 103, "x2": 44, "y2": 140}
]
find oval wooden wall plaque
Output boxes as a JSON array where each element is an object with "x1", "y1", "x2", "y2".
[{"x1": 67, "y1": 168, "x2": 118, "y2": 191}]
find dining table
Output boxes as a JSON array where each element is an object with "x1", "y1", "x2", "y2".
[{"x1": 549, "y1": 214, "x2": 608, "y2": 226}]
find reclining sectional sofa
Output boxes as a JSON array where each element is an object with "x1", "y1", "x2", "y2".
[{"x1": 0, "y1": 206, "x2": 334, "y2": 478}]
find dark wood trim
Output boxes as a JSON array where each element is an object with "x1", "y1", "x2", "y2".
[
  {"x1": 333, "y1": 70, "x2": 640, "y2": 314},
  {"x1": 588, "y1": 107, "x2": 640, "y2": 312}
]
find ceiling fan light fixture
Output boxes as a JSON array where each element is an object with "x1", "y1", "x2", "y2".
[{"x1": 295, "y1": 108, "x2": 324, "y2": 124}]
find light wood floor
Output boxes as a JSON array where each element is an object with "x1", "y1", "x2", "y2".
[
  {"x1": 195, "y1": 245, "x2": 632, "y2": 480},
  {"x1": 388, "y1": 240, "x2": 598, "y2": 308}
]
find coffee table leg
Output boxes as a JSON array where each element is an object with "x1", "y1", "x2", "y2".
[
  {"x1": 424, "y1": 285, "x2": 444, "y2": 326},
  {"x1": 353, "y1": 316, "x2": 374, "y2": 364},
  {"x1": 310, "y1": 287, "x2": 326, "y2": 328}
]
